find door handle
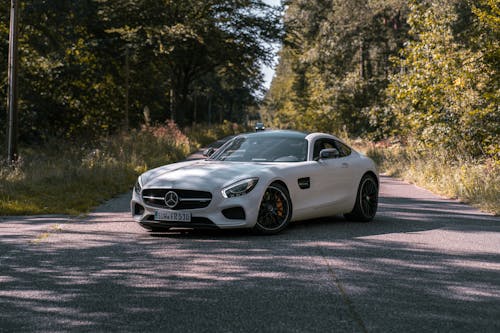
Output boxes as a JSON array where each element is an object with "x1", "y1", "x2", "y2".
[{"x1": 341, "y1": 162, "x2": 349, "y2": 168}]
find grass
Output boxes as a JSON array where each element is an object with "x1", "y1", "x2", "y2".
[
  {"x1": 0, "y1": 121, "x2": 190, "y2": 215},
  {"x1": 183, "y1": 120, "x2": 248, "y2": 148},
  {"x1": 0, "y1": 121, "x2": 246, "y2": 216},
  {"x1": 356, "y1": 140, "x2": 500, "y2": 215},
  {"x1": 5, "y1": 123, "x2": 497, "y2": 217}
]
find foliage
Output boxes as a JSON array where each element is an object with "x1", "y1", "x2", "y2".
[
  {"x1": 263, "y1": 0, "x2": 409, "y2": 137},
  {"x1": 2, "y1": 0, "x2": 499, "y2": 214},
  {"x1": 3, "y1": 1, "x2": 124, "y2": 141},
  {"x1": 262, "y1": 0, "x2": 499, "y2": 214},
  {"x1": 386, "y1": 0, "x2": 499, "y2": 158},
  {"x1": 184, "y1": 120, "x2": 249, "y2": 148},
  {"x1": 0, "y1": 122, "x2": 190, "y2": 215},
  {"x1": 363, "y1": 142, "x2": 500, "y2": 215},
  {"x1": 0, "y1": 1, "x2": 281, "y2": 144},
  {"x1": 265, "y1": 0, "x2": 498, "y2": 160}
]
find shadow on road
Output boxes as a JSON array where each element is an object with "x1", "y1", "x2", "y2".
[{"x1": 1, "y1": 177, "x2": 499, "y2": 332}]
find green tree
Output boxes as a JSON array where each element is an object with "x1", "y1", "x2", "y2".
[
  {"x1": 263, "y1": 0, "x2": 409, "y2": 137},
  {"x1": 98, "y1": 0, "x2": 281, "y2": 127},
  {"x1": 387, "y1": 0, "x2": 499, "y2": 158},
  {"x1": 471, "y1": 0, "x2": 500, "y2": 157},
  {"x1": 1, "y1": 1, "x2": 281, "y2": 144},
  {"x1": 1, "y1": 1, "x2": 124, "y2": 141}
]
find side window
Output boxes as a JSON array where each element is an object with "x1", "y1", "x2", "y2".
[
  {"x1": 313, "y1": 139, "x2": 337, "y2": 160},
  {"x1": 334, "y1": 141, "x2": 352, "y2": 157}
]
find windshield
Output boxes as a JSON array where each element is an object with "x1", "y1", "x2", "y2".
[{"x1": 210, "y1": 136, "x2": 308, "y2": 162}]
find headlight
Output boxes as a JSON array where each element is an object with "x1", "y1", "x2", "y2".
[
  {"x1": 134, "y1": 176, "x2": 143, "y2": 195},
  {"x1": 222, "y1": 178, "x2": 259, "y2": 198}
]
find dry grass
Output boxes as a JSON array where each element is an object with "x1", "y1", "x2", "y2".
[
  {"x1": 15, "y1": 122, "x2": 493, "y2": 218},
  {"x1": 358, "y1": 141, "x2": 500, "y2": 215},
  {"x1": 184, "y1": 120, "x2": 249, "y2": 148},
  {"x1": 0, "y1": 121, "x2": 190, "y2": 215},
  {"x1": 0, "y1": 121, "x2": 246, "y2": 216}
]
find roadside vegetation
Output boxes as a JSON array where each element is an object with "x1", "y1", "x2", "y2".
[
  {"x1": 0, "y1": 1, "x2": 269, "y2": 216},
  {"x1": 357, "y1": 141, "x2": 500, "y2": 215},
  {"x1": 0, "y1": 122, "x2": 244, "y2": 216},
  {"x1": 1, "y1": 1, "x2": 498, "y2": 216},
  {"x1": 2, "y1": 123, "x2": 498, "y2": 216},
  {"x1": 263, "y1": 0, "x2": 499, "y2": 215}
]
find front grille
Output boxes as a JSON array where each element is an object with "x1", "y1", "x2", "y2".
[{"x1": 142, "y1": 189, "x2": 212, "y2": 210}]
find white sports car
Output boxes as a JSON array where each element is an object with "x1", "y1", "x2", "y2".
[{"x1": 131, "y1": 130, "x2": 379, "y2": 234}]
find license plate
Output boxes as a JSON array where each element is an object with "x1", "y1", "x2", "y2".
[{"x1": 154, "y1": 210, "x2": 191, "y2": 222}]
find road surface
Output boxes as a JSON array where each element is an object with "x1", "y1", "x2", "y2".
[{"x1": 1, "y1": 176, "x2": 499, "y2": 332}]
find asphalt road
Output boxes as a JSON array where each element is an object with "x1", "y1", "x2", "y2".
[{"x1": 1, "y1": 176, "x2": 499, "y2": 332}]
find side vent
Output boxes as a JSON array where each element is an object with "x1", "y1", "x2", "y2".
[{"x1": 298, "y1": 177, "x2": 310, "y2": 189}]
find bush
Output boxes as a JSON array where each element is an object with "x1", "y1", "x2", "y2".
[
  {"x1": 363, "y1": 142, "x2": 500, "y2": 215},
  {"x1": 0, "y1": 121, "x2": 192, "y2": 215}
]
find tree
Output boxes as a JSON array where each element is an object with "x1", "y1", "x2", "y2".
[
  {"x1": 99, "y1": 0, "x2": 281, "y2": 127},
  {"x1": 0, "y1": 0, "x2": 282, "y2": 143},
  {"x1": 263, "y1": 0, "x2": 409, "y2": 137},
  {"x1": 387, "y1": 0, "x2": 499, "y2": 158},
  {"x1": 2, "y1": 1, "x2": 125, "y2": 141}
]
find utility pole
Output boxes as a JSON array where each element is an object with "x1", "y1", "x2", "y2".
[
  {"x1": 6, "y1": 0, "x2": 20, "y2": 165},
  {"x1": 124, "y1": 44, "x2": 130, "y2": 130}
]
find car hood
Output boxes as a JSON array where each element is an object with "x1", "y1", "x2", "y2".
[{"x1": 141, "y1": 159, "x2": 274, "y2": 190}]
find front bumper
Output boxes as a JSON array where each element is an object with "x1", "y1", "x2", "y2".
[{"x1": 130, "y1": 185, "x2": 263, "y2": 230}]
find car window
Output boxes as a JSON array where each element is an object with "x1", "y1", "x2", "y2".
[
  {"x1": 313, "y1": 139, "x2": 336, "y2": 159},
  {"x1": 313, "y1": 138, "x2": 352, "y2": 159},
  {"x1": 210, "y1": 136, "x2": 308, "y2": 162},
  {"x1": 334, "y1": 141, "x2": 352, "y2": 157}
]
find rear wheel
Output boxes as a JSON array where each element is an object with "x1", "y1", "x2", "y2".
[
  {"x1": 253, "y1": 183, "x2": 292, "y2": 235},
  {"x1": 344, "y1": 174, "x2": 378, "y2": 222}
]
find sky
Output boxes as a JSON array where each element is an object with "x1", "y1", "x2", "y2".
[{"x1": 262, "y1": 0, "x2": 282, "y2": 89}]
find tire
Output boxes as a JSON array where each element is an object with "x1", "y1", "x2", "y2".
[
  {"x1": 344, "y1": 174, "x2": 378, "y2": 222},
  {"x1": 253, "y1": 183, "x2": 292, "y2": 235}
]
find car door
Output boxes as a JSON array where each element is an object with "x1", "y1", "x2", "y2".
[{"x1": 309, "y1": 138, "x2": 354, "y2": 213}]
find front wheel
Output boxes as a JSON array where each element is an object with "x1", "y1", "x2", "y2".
[
  {"x1": 253, "y1": 183, "x2": 292, "y2": 235},
  {"x1": 344, "y1": 174, "x2": 378, "y2": 222}
]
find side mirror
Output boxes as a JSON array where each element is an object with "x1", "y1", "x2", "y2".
[
  {"x1": 203, "y1": 147, "x2": 215, "y2": 157},
  {"x1": 319, "y1": 148, "x2": 340, "y2": 160}
]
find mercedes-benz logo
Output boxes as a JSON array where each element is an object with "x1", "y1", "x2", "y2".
[{"x1": 164, "y1": 191, "x2": 179, "y2": 208}]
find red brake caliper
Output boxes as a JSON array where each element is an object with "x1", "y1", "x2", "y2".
[{"x1": 276, "y1": 196, "x2": 283, "y2": 217}]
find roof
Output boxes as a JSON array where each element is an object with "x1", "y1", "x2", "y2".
[{"x1": 238, "y1": 130, "x2": 308, "y2": 139}]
